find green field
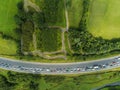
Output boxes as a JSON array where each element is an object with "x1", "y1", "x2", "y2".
[
  {"x1": 88, "y1": 0, "x2": 120, "y2": 39},
  {"x1": 0, "y1": 36, "x2": 17, "y2": 55},
  {"x1": 0, "y1": 0, "x2": 21, "y2": 39},
  {"x1": 67, "y1": 0, "x2": 83, "y2": 28},
  {"x1": 36, "y1": 28, "x2": 62, "y2": 52}
]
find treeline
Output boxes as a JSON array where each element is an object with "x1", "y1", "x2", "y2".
[
  {"x1": 22, "y1": 21, "x2": 34, "y2": 51},
  {"x1": 69, "y1": 29, "x2": 120, "y2": 55},
  {"x1": 15, "y1": 2, "x2": 35, "y2": 52},
  {"x1": 79, "y1": 0, "x2": 90, "y2": 31},
  {"x1": 69, "y1": 0, "x2": 120, "y2": 55}
]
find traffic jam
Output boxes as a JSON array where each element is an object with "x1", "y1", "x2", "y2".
[{"x1": 0, "y1": 57, "x2": 120, "y2": 74}]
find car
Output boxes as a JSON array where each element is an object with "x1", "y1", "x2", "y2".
[
  {"x1": 46, "y1": 68, "x2": 50, "y2": 72},
  {"x1": 102, "y1": 65, "x2": 105, "y2": 68},
  {"x1": 118, "y1": 57, "x2": 120, "y2": 60}
]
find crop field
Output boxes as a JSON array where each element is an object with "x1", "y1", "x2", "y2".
[
  {"x1": 35, "y1": 0, "x2": 66, "y2": 27},
  {"x1": 88, "y1": 0, "x2": 120, "y2": 39},
  {"x1": 67, "y1": 0, "x2": 83, "y2": 28},
  {"x1": 36, "y1": 28, "x2": 62, "y2": 52},
  {"x1": 0, "y1": 0, "x2": 21, "y2": 39}
]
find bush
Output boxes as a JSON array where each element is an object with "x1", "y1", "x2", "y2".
[
  {"x1": 22, "y1": 21, "x2": 34, "y2": 51},
  {"x1": 36, "y1": 28, "x2": 62, "y2": 52}
]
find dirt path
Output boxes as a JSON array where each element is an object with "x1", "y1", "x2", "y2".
[
  {"x1": 64, "y1": 0, "x2": 74, "y2": 53},
  {"x1": 22, "y1": 0, "x2": 73, "y2": 59},
  {"x1": 61, "y1": 29, "x2": 67, "y2": 55},
  {"x1": 33, "y1": 32, "x2": 37, "y2": 50},
  {"x1": 24, "y1": 0, "x2": 41, "y2": 12}
]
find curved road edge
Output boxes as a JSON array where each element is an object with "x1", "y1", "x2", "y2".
[{"x1": 0, "y1": 55, "x2": 120, "y2": 74}]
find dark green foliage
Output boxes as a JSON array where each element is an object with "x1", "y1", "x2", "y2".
[
  {"x1": 7, "y1": 71, "x2": 41, "y2": 90},
  {"x1": 0, "y1": 70, "x2": 120, "y2": 90},
  {"x1": 36, "y1": 28, "x2": 62, "y2": 52},
  {"x1": 22, "y1": 21, "x2": 34, "y2": 51},
  {"x1": 33, "y1": 12, "x2": 45, "y2": 28},
  {"x1": 69, "y1": 29, "x2": 120, "y2": 55},
  {"x1": 7, "y1": 71, "x2": 40, "y2": 83},
  {"x1": 44, "y1": 75, "x2": 65, "y2": 83},
  {"x1": 29, "y1": 81, "x2": 39, "y2": 90},
  {"x1": 0, "y1": 75, "x2": 16, "y2": 90},
  {"x1": 41, "y1": 0, "x2": 66, "y2": 26}
]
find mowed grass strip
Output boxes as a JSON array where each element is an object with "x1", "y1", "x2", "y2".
[
  {"x1": 0, "y1": 0, "x2": 21, "y2": 39},
  {"x1": 88, "y1": 0, "x2": 120, "y2": 39},
  {"x1": 67, "y1": 0, "x2": 83, "y2": 28},
  {"x1": 36, "y1": 28, "x2": 62, "y2": 52},
  {"x1": 0, "y1": 36, "x2": 17, "y2": 55}
]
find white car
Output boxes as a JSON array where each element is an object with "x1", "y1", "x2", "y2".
[{"x1": 118, "y1": 57, "x2": 120, "y2": 60}]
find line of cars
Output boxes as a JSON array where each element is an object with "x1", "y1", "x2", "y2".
[
  {"x1": 0, "y1": 57, "x2": 120, "y2": 74},
  {"x1": 84, "y1": 57, "x2": 120, "y2": 72}
]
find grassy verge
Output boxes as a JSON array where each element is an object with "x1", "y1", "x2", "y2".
[{"x1": 0, "y1": 51, "x2": 120, "y2": 63}]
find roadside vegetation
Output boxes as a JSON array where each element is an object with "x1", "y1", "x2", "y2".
[{"x1": 0, "y1": 69, "x2": 120, "y2": 90}]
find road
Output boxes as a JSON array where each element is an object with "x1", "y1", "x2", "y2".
[
  {"x1": 93, "y1": 81, "x2": 120, "y2": 90},
  {"x1": 0, "y1": 56, "x2": 120, "y2": 74}
]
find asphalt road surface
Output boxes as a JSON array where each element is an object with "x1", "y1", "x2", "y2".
[{"x1": 0, "y1": 56, "x2": 120, "y2": 74}]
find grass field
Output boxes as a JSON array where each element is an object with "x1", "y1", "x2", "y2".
[
  {"x1": 67, "y1": 0, "x2": 83, "y2": 28},
  {"x1": 0, "y1": 0, "x2": 21, "y2": 39},
  {"x1": 88, "y1": 0, "x2": 120, "y2": 39},
  {"x1": 0, "y1": 36, "x2": 17, "y2": 55}
]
